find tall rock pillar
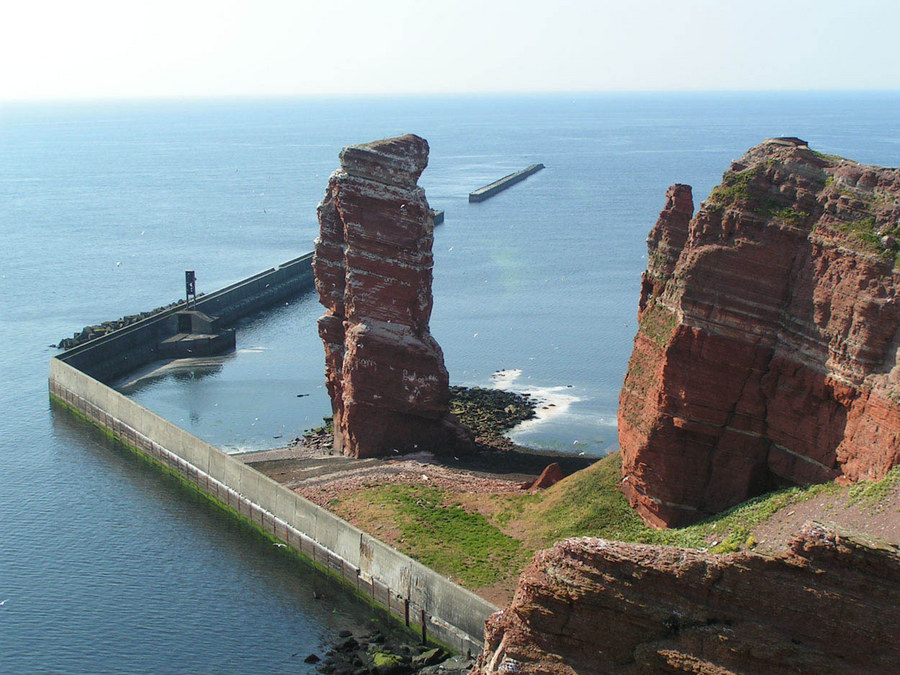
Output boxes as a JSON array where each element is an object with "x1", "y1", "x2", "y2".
[{"x1": 313, "y1": 135, "x2": 473, "y2": 458}]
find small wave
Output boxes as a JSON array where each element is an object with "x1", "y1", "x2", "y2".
[
  {"x1": 513, "y1": 385, "x2": 581, "y2": 430},
  {"x1": 490, "y1": 369, "x2": 522, "y2": 386},
  {"x1": 489, "y1": 369, "x2": 582, "y2": 428},
  {"x1": 223, "y1": 443, "x2": 268, "y2": 455}
]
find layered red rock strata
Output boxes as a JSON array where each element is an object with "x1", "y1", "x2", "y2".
[
  {"x1": 313, "y1": 135, "x2": 472, "y2": 458},
  {"x1": 619, "y1": 138, "x2": 900, "y2": 527},
  {"x1": 474, "y1": 525, "x2": 900, "y2": 674}
]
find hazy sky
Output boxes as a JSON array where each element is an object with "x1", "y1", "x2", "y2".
[{"x1": 3, "y1": 0, "x2": 898, "y2": 101}]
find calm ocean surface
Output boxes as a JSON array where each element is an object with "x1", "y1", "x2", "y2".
[{"x1": 2, "y1": 93, "x2": 899, "y2": 672}]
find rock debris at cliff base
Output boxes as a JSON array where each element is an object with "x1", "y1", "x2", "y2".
[{"x1": 619, "y1": 137, "x2": 900, "y2": 528}]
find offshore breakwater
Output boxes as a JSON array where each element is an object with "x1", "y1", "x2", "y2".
[
  {"x1": 468, "y1": 164, "x2": 545, "y2": 202},
  {"x1": 49, "y1": 258, "x2": 495, "y2": 657}
]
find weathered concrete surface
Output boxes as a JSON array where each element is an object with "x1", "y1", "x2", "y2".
[
  {"x1": 619, "y1": 139, "x2": 900, "y2": 527},
  {"x1": 313, "y1": 135, "x2": 473, "y2": 458}
]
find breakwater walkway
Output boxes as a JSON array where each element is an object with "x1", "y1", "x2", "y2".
[{"x1": 468, "y1": 164, "x2": 545, "y2": 202}]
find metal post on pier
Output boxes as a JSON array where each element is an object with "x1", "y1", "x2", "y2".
[{"x1": 185, "y1": 270, "x2": 197, "y2": 307}]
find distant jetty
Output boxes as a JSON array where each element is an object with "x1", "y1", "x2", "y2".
[{"x1": 469, "y1": 164, "x2": 545, "y2": 203}]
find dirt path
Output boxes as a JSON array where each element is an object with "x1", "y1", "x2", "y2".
[
  {"x1": 752, "y1": 481, "x2": 900, "y2": 554},
  {"x1": 241, "y1": 443, "x2": 595, "y2": 506}
]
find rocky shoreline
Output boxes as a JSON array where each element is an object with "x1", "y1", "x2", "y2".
[
  {"x1": 447, "y1": 385, "x2": 536, "y2": 448},
  {"x1": 310, "y1": 626, "x2": 474, "y2": 674},
  {"x1": 299, "y1": 385, "x2": 538, "y2": 456}
]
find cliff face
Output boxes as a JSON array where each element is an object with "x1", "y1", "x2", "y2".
[
  {"x1": 313, "y1": 135, "x2": 472, "y2": 458},
  {"x1": 473, "y1": 525, "x2": 900, "y2": 674},
  {"x1": 619, "y1": 138, "x2": 900, "y2": 527}
]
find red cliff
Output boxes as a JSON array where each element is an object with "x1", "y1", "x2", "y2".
[
  {"x1": 312, "y1": 135, "x2": 473, "y2": 458},
  {"x1": 474, "y1": 524, "x2": 900, "y2": 674},
  {"x1": 619, "y1": 138, "x2": 900, "y2": 527}
]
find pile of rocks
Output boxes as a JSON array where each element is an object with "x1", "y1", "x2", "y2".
[
  {"x1": 55, "y1": 298, "x2": 193, "y2": 350},
  {"x1": 298, "y1": 386, "x2": 537, "y2": 455},
  {"x1": 309, "y1": 628, "x2": 473, "y2": 674},
  {"x1": 447, "y1": 386, "x2": 536, "y2": 441}
]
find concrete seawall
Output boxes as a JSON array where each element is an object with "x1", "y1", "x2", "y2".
[
  {"x1": 59, "y1": 253, "x2": 315, "y2": 383},
  {"x1": 48, "y1": 264, "x2": 496, "y2": 656},
  {"x1": 468, "y1": 164, "x2": 545, "y2": 203}
]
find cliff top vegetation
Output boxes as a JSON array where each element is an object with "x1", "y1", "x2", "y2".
[{"x1": 327, "y1": 450, "x2": 900, "y2": 604}]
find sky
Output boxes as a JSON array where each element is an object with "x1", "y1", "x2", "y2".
[{"x1": 2, "y1": 0, "x2": 898, "y2": 101}]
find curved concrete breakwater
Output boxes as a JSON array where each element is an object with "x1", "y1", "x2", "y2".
[{"x1": 48, "y1": 256, "x2": 496, "y2": 658}]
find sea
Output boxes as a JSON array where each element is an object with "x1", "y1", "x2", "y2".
[{"x1": 2, "y1": 92, "x2": 899, "y2": 672}]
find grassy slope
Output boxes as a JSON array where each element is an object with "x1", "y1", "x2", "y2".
[{"x1": 331, "y1": 451, "x2": 900, "y2": 598}]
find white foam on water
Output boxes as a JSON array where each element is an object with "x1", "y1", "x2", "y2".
[
  {"x1": 489, "y1": 368, "x2": 581, "y2": 428},
  {"x1": 223, "y1": 442, "x2": 265, "y2": 455},
  {"x1": 513, "y1": 385, "x2": 581, "y2": 431},
  {"x1": 490, "y1": 368, "x2": 522, "y2": 387},
  {"x1": 238, "y1": 347, "x2": 268, "y2": 354},
  {"x1": 487, "y1": 368, "x2": 618, "y2": 455}
]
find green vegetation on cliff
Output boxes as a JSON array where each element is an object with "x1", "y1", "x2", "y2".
[
  {"x1": 832, "y1": 215, "x2": 900, "y2": 265},
  {"x1": 331, "y1": 451, "x2": 900, "y2": 598}
]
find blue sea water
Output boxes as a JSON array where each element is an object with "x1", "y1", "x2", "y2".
[{"x1": 2, "y1": 92, "x2": 899, "y2": 672}]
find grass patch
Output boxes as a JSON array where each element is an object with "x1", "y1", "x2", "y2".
[
  {"x1": 846, "y1": 464, "x2": 900, "y2": 510},
  {"x1": 707, "y1": 166, "x2": 758, "y2": 208},
  {"x1": 511, "y1": 453, "x2": 842, "y2": 553},
  {"x1": 772, "y1": 207, "x2": 810, "y2": 227},
  {"x1": 704, "y1": 164, "x2": 786, "y2": 220},
  {"x1": 671, "y1": 481, "x2": 841, "y2": 553},
  {"x1": 338, "y1": 485, "x2": 530, "y2": 588},
  {"x1": 334, "y1": 451, "x2": 898, "y2": 597},
  {"x1": 520, "y1": 451, "x2": 652, "y2": 544},
  {"x1": 814, "y1": 151, "x2": 849, "y2": 163},
  {"x1": 638, "y1": 303, "x2": 679, "y2": 348},
  {"x1": 832, "y1": 216, "x2": 900, "y2": 265}
]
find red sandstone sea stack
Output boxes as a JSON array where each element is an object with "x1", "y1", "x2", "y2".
[
  {"x1": 619, "y1": 138, "x2": 900, "y2": 528},
  {"x1": 313, "y1": 135, "x2": 473, "y2": 458}
]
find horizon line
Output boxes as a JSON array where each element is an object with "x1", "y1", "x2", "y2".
[{"x1": 3, "y1": 88, "x2": 900, "y2": 106}]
